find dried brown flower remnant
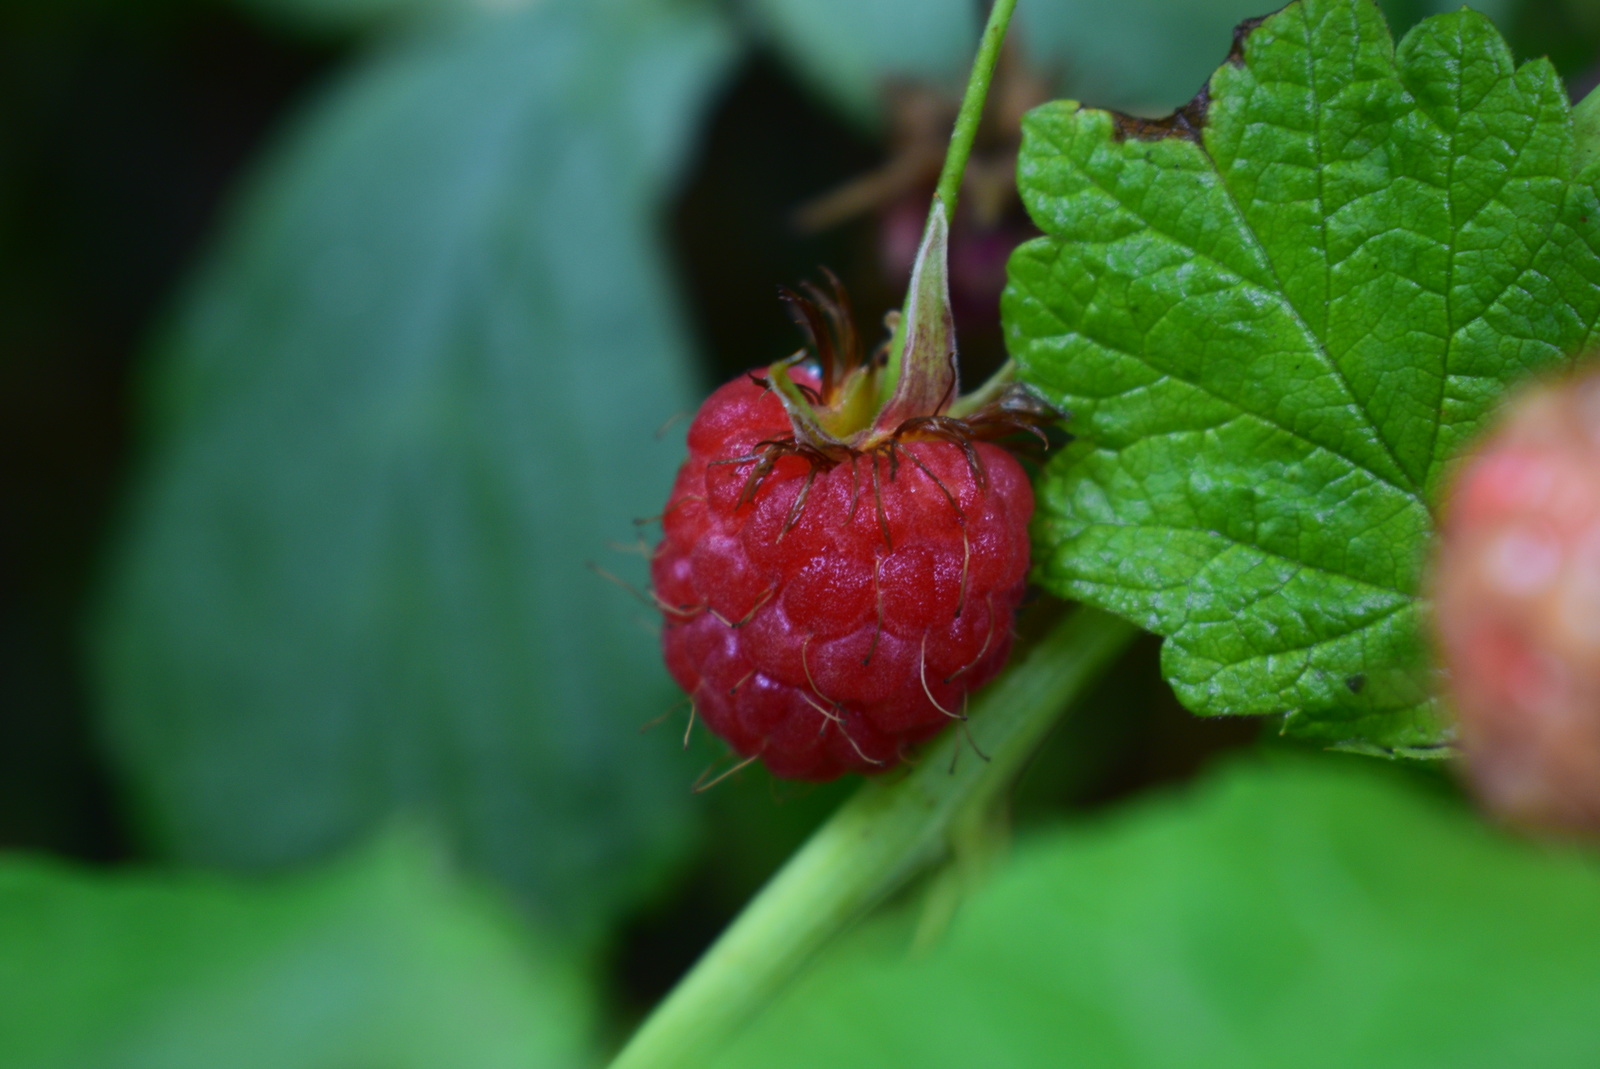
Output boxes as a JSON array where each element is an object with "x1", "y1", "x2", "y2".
[{"x1": 1433, "y1": 366, "x2": 1600, "y2": 833}]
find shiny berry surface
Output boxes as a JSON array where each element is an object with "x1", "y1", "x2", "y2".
[{"x1": 652, "y1": 373, "x2": 1032, "y2": 780}]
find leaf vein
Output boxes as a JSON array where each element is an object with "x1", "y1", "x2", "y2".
[
  {"x1": 1062, "y1": 514, "x2": 1413, "y2": 598},
  {"x1": 1026, "y1": 303, "x2": 1421, "y2": 504}
]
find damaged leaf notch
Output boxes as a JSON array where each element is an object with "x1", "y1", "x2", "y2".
[
  {"x1": 1113, "y1": 15, "x2": 1273, "y2": 141},
  {"x1": 1107, "y1": 15, "x2": 1265, "y2": 143}
]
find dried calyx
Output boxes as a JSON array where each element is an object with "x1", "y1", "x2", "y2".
[{"x1": 739, "y1": 200, "x2": 1059, "y2": 503}]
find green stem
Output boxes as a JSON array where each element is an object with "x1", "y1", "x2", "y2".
[
  {"x1": 947, "y1": 358, "x2": 1017, "y2": 418},
  {"x1": 607, "y1": 606, "x2": 1136, "y2": 1069},
  {"x1": 883, "y1": 0, "x2": 1019, "y2": 394},
  {"x1": 934, "y1": 0, "x2": 1018, "y2": 219}
]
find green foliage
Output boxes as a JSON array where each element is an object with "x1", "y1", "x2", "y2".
[
  {"x1": 0, "y1": 833, "x2": 592, "y2": 1069},
  {"x1": 747, "y1": 0, "x2": 977, "y2": 125},
  {"x1": 25, "y1": 1, "x2": 1600, "y2": 1064},
  {"x1": 1006, "y1": 0, "x2": 1600, "y2": 751},
  {"x1": 710, "y1": 755, "x2": 1600, "y2": 1068},
  {"x1": 94, "y1": 0, "x2": 733, "y2": 944}
]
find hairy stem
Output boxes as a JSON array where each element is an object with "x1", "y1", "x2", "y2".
[
  {"x1": 883, "y1": 0, "x2": 1019, "y2": 394},
  {"x1": 607, "y1": 605, "x2": 1137, "y2": 1069}
]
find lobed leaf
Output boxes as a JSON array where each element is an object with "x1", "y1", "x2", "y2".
[
  {"x1": 1005, "y1": 0, "x2": 1600, "y2": 750},
  {"x1": 94, "y1": 0, "x2": 733, "y2": 943}
]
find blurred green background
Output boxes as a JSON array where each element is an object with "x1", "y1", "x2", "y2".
[{"x1": 6, "y1": 0, "x2": 1600, "y2": 1065}]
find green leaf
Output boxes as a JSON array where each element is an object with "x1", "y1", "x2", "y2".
[
  {"x1": 709, "y1": 755, "x2": 1600, "y2": 1068},
  {"x1": 1004, "y1": 0, "x2": 1600, "y2": 751},
  {"x1": 94, "y1": 0, "x2": 734, "y2": 944},
  {"x1": 1574, "y1": 81, "x2": 1600, "y2": 172},
  {"x1": 747, "y1": 0, "x2": 977, "y2": 125},
  {"x1": 0, "y1": 834, "x2": 592, "y2": 1069}
]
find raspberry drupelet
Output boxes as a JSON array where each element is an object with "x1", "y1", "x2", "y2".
[{"x1": 650, "y1": 205, "x2": 1057, "y2": 781}]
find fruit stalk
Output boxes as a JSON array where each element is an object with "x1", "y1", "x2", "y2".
[
  {"x1": 883, "y1": 0, "x2": 1020, "y2": 396},
  {"x1": 933, "y1": 0, "x2": 1018, "y2": 219},
  {"x1": 607, "y1": 606, "x2": 1136, "y2": 1069}
]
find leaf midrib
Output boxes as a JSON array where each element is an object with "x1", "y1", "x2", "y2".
[
  {"x1": 1218, "y1": 1, "x2": 1422, "y2": 499},
  {"x1": 1021, "y1": 266, "x2": 1420, "y2": 508}
]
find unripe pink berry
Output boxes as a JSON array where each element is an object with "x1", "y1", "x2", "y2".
[{"x1": 1432, "y1": 367, "x2": 1600, "y2": 832}]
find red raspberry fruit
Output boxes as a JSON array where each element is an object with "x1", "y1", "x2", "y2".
[
  {"x1": 652, "y1": 372, "x2": 1033, "y2": 780},
  {"x1": 1432, "y1": 367, "x2": 1600, "y2": 833},
  {"x1": 650, "y1": 206, "x2": 1054, "y2": 781}
]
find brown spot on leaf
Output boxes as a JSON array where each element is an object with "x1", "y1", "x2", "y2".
[
  {"x1": 1111, "y1": 85, "x2": 1210, "y2": 144},
  {"x1": 1228, "y1": 14, "x2": 1269, "y2": 66}
]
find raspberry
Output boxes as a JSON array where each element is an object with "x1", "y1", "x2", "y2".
[
  {"x1": 653, "y1": 373, "x2": 1033, "y2": 780},
  {"x1": 649, "y1": 206, "x2": 1054, "y2": 781},
  {"x1": 1432, "y1": 367, "x2": 1600, "y2": 833}
]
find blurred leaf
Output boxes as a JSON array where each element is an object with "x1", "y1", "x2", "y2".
[
  {"x1": 1013, "y1": 0, "x2": 1267, "y2": 113},
  {"x1": 1578, "y1": 81, "x2": 1600, "y2": 170},
  {"x1": 1377, "y1": 0, "x2": 1516, "y2": 37},
  {"x1": 747, "y1": 0, "x2": 977, "y2": 125},
  {"x1": 1012, "y1": 0, "x2": 1514, "y2": 115},
  {"x1": 95, "y1": 0, "x2": 735, "y2": 946},
  {"x1": 1006, "y1": 0, "x2": 1600, "y2": 751},
  {"x1": 711, "y1": 755, "x2": 1600, "y2": 1068},
  {"x1": 0, "y1": 833, "x2": 591, "y2": 1069}
]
